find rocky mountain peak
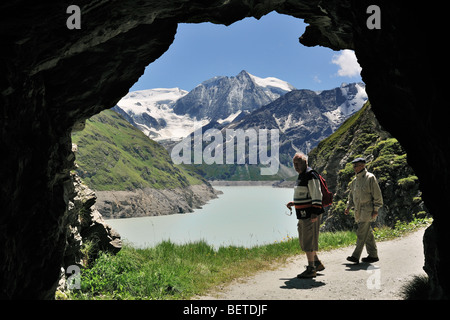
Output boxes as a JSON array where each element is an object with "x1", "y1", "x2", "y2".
[{"x1": 172, "y1": 70, "x2": 295, "y2": 120}]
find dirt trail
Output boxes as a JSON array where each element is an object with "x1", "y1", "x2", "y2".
[{"x1": 197, "y1": 228, "x2": 426, "y2": 300}]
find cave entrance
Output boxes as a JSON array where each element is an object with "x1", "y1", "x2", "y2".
[
  {"x1": 85, "y1": 12, "x2": 427, "y2": 290},
  {"x1": 73, "y1": 12, "x2": 368, "y2": 250},
  {"x1": 1, "y1": 2, "x2": 442, "y2": 300}
]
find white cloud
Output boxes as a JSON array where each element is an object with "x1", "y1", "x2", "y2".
[
  {"x1": 331, "y1": 50, "x2": 362, "y2": 77},
  {"x1": 312, "y1": 75, "x2": 321, "y2": 83}
]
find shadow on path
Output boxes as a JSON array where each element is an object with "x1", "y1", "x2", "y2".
[
  {"x1": 343, "y1": 262, "x2": 380, "y2": 271},
  {"x1": 280, "y1": 274, "x2": 326, "y2": 290}
]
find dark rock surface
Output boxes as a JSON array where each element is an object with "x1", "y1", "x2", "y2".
[{"x1": 1, "y1": 1, "x2": 447, "y2": 298}]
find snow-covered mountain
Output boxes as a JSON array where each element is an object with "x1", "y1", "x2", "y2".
[
  {"x1": 113, "y1": 73, "x2": 367, "y2": 179},
  {"x1": 319, "y1": 82, "x2": 367, "y2": 130},
  {"x1": 114, "y1": 70, "x2": 295, "y2": 142},
  {"x1": 172, "y1": 70, "x2": 295, "y2": 121},
  {"x1": 113, "y1": 88, "x2": 205, "y2": 141},
  {"x1": 225, "y1": 82, "x2": 367, "y2": 160}
]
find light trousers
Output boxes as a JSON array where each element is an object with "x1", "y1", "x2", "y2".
[{"x1": 352, "y1": 221, "x2": 378, "y2": 259}]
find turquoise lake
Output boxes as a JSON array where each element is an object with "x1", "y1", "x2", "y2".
[{"x1": 106, "y1": 186, "x2": 298, "y2": 249}]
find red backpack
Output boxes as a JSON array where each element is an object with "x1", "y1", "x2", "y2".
[{"x1": 311, "y1": 169, "x2": 333, "y2": 207}]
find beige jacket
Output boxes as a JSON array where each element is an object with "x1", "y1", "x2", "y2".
[{"x1": 347, "y1": 168, "x2": 383, "y2": 222}]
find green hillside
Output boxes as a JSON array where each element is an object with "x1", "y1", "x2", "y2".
[
  {"x1": 308, "y1": 101, "x2": 429, "y2": 230},
  {"x1": 71, "y1": 109, "x2": 205, "y2": 191}
]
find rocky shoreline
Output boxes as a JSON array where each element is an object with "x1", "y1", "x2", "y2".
[
  {"x1": 209, "y1": 180, "x2": 292, "y2": 187},
  {"x1": 95, "y1": 183, "x2": 221, "y2": 219},
  {"x1": 95, "y1": 180, "x2": 298, "y2": 220}
]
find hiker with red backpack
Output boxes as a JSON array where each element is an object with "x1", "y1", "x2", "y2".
[{"x1": 286, "y1": 152, "x2": 329, "y2": 278}]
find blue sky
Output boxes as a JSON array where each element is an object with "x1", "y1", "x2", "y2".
[{"x1": 130, "y1": 12, "x2": 362, "y2": 92}]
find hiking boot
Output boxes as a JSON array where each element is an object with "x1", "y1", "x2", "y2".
[
  {"x1": 315, "y1": 260, "x2": 325, "y2": 271},
  {"x1": 362, "y1": 256, "x2": 379, "y2": 263},
  {"x1": 346, "y1": 256, "x2": 359, "y2": 264},
  {"x1": 297, "y1": 266, "x2": 316, "y2": 278}
]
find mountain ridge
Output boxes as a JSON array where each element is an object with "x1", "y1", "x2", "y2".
[
  {"x1": 114, "y1": 71, "x2": 367, "y2": 181},
  {"x1": 115, "y1": 70, "x2": 295, "y2": 143},
  {"x1": 173, "y1": 70, "x2": 295, "y2": 120},
  {"x1": 221, "y1": 82, "x2": 367, "y2": 167}
]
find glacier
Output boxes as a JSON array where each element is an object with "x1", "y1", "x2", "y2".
[{"x1": 116, "y1": 71, "x2": 296, "y2": 142}]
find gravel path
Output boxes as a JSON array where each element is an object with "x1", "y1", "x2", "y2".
[{"x1": 197, "y1": 228, "x2": 426, "y2": 300}]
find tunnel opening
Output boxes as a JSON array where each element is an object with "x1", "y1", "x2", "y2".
[
  {"x1": 72, "y1": 11, "x2": 368, "y2": 228},
  {"x1": 69, "y1": 11, "x2": 428, "y2": 300}
]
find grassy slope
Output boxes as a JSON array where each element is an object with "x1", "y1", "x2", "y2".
[
  {"x1": 67, "y1": 230, "x2": 357, "y2": 300},
  {"x1": 309, "y1": 101, "x2": 428, "y2": 228},
  {"x1": 71, "y1": 109, "x2": 205, "y2": 191}
]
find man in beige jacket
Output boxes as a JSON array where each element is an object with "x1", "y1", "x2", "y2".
[{"x1": 344, "y1": 157, "x2": 383, "y2": 264}]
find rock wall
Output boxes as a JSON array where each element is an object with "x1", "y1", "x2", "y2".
[
  {"x1": 308, "y1": 102, "x2": 429, "y2": 231},
  {"x1": 1, "y1": 1, "x2": 447, "y2": 298},
  {"x1": 65, "y1": 172, "x2": 122, "y2": 264},
  {"x1": 56, "y1": 171, "x2": 121, "y2": 297}
]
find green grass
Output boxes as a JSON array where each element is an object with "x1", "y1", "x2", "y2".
[
  {"x1": 66, "y1": 231, "x2": 357, "y2": 300},
  {"x1": 64, "y1": 218, "x2": 431, "y2": 300},
  {"x1": 373, "y1": 217, "x2": 432, "y2": 241},
  {"x1": 310, "y1": 101, "x2": 370, "y2": 163}
]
